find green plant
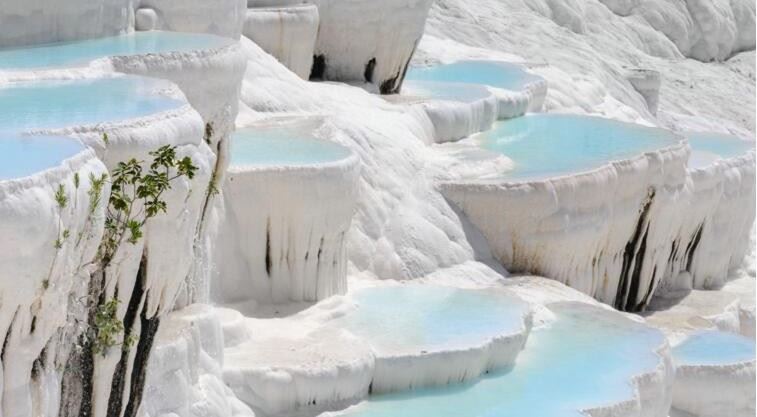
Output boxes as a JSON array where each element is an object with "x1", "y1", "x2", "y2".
[
  {"x1": 55, "y1": 184, "x2": 68, "y2": 209},
  {"x1": 97, "y1": 145, "x2": 197, "y2": 263},
  {"x1": 92, "y1": 298, "x2": 130, "y2": 355},
  {"x1": 89, "y1": 145, "x2": 197, "y2": 356}
]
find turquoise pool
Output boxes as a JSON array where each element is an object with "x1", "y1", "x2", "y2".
[
  {"x1": 0, "y1": 76, "x2": 182, "y2": 180},
  {"x1": 406, "y1": 60, "x2": 543, "y2": 92},
  {"x1": 0, "y1": 134, "x2": 85, "y2": 180},
  {"x1": 685, "y1": 132, "x2": 755, "y2": 168},
  {"x1": 0, "y1": 77, "x2": 183, "y2": 130},
  {"x1": 326, "y1": 302, "x2": 665, "y2": 417},
  {"x1": 335, "y1": 285, "x2": 528, "y2": 354},
  {"x1": 402, "y1": 80, "x2": 494, "y2": 103},
  {"x1": 0, "y1": 31, "x2": 232, "y2": 70},
  {"x1": 478, "y1": 114, "x2": 680, "y2": 180},
  {"x1": 673, "y1": 330, "x2": 755, "y2": 366},
  {"x1": 231, "y1": 127, "x2": 351, "y2": 168}
]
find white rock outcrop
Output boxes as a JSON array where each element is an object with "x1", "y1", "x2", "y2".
[
  {"x1": 243, "y1": 4, "x2": 320, "y2": 79},
  {"x1": 672, "y1": 360, "x2": 756, "y2": 417},
  {"x1": 0, "y1": 146, "x2": 108, "y2": 417},
  {"x1": 139, "y1": 305, "x2": 255, "y2": 417},
  {"x1": 215, "y1": 121, "x2": 360, "y2": 305},
  {"x1": 136, "y1": 0, "x2": 247, "y2": 39},
  {"x1": 308, "y1": 0, "x2": 435, "y2": 93},
  {"x1": 0, "y1": 0, "x2": 132, "y2": 48},
  {"x1": 217, "y1": 305, "x2": 374, "y2": 416}
]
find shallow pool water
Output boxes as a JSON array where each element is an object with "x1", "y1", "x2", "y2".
[
  {"x1": 0, "y1": 77, "x2": 183, "y2": 130},
  {"x1": 478, "y1": 114, "x2": 680, "y2": 180},
  {"x1": 0, "y1": 76, "x2": 182, "y2": 179},
  {"x1": 0, "y1": 134, "x2": 85, "y2": 180},
  {"x1": 328, "y1": 302, "x2": 664, "y2": 417},
  {"x1": 336, "y1": 285, "x2": 528, "y2": 354},
  {"x1": 405, "y1": 60, "x2": 543, "y2": 92},
  {"x1": 685, "y1": 132, "x2": 755, "y2": 168},
  {"x1": 402, "y1": 80, "x2": 494, "y2": 103},
  {"x1": 231, "y1": 127, "x2": 351, "y2": 168},
  {"x1": 673, "y1": 330, "x2": 755, "y2": 366},
  {"x1": 0, "y1": 31, "x2": 232, "y2": 70}
]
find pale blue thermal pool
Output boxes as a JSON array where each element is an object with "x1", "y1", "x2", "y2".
[
  {"x1": 0, "y1": 77, "x2": 184, "y2": 130},
  {"x1": 405, "y1": 60, "x2": 543, "y2": 92},
  {"x1": 0, "y1": 134, "x2": 85, "y2": 180},
  {"x1": 0, "y1": 76, "x2": 183, "y2": 180},
  {"x1": 673, "y1": 330, "x2": 755, "y2": 366},
  {"x1": 402, "y1": 80, "x2": 494, "y2": 103},
  {"x1": 0, "y1": 31, "x2": 232, "y2": 70},
  {"x1": 231, "y1": 127, "x2": 351, "y2": 168},
  {"x1": 478, "y1": 114, "x2": 680, "y2": 180},
  {"x1": 327, "y1": 302, "x2": 665, "y2": 417},
  {"x1": 685, "y1": 131, "x2": 755, "y2": 168},
  {"x1": 335, "y1": 285, "x2": 529, "y2": 354}
]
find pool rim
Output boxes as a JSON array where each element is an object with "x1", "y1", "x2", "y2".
[
  {"x1": 228, "y1": 117, "x2": 359, "y2": 173},
  {"x1": 0, "y1": 72, "x2": 194, "y2": 181},
  {"x1": 406, "y1": 58, "x2": 547, "y2": 95},
  {"x1": 0, "y1": 30, "x2": 236, "y2": 72},
  {"x1": 682, "y1": 130, "x2": 757, "y2": 175},
  {"x1": 440, "y1": 113, "x2": 689, "y2": 187}
]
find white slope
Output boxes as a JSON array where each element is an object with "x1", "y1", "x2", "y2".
[{"x1": 419, "y1": 0, "x2": 755, "y2": 136}]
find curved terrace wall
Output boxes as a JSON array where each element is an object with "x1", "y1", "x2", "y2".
[
  {"x1": 0, "y1": 0, "x2": 133, "y2": 48},
  {"x1": 442, "y1": 138, "x2": 755, "y2": 311},
  {"x1": 243, "y1": 4, "x2": 320, "y2": 79},
  {"x1": 215, "y1": 126, "x2": 361, "y2": 305},
  {"x1": 136, "y1": 0, "x2": 247, "y2": 39},
  {"x1": 308, "y1": 0, "x2": 434, "y2": 94}
]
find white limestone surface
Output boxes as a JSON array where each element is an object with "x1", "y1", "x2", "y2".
[
  {"x1": 243, "y1": 5, "x2": 319, "y2": 79},
  {"x1": 400, "y1": 81, "x2": 498, "y2": 143},
  {"x1": 108, "y1": 38, "x2": 248, "y2": 304},
  {"x1": 441, "y1": 139, "x2": 691, "y2": 310},
  {"x1": 0, "y1": 0, "x2": 132, "y2": 48},
  {"x1": 0, "y1": 147, "x2": 108, "y2": 417},
  {"x1": 215, "y1": 119, "x2": 360, "y2": 305},
  {"x1": 308, "y1": 0, "x2": 434, "y2": 93},
  {"x1": 671, "y1": 330, "x2": 756, "y2": 417},
  {"x1": 219, "y1": 305, "x2": 374, "y2": 417},
  {"x1": 625, "y1": 69, "x2": 661, "y2": 115},
  {"x1": 332, "y1": 284, "x2": 533, "y2": 394},
  {"x1": 108, "y1": 40, "x2": 247, "y2": 154},
  {"x1": 0, "y1": 73, "x2": 214, "y2": 417},
  {"x1": 238, "y1": 37, "x2": 484, "y2": 283},
  {"x1": 672, "y1": 361, "x2": 756, "y2": 417},
  {"x1": 139, "y1": 304, "x2": 256, "y2": 417},
  {"x1": 678, "y1": 151, "x2": 756, "y2": 290},
  {"x1": 136, "y1": 0, "x2": 247, "y2": 39}
]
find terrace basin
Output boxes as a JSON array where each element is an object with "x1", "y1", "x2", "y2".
[
  {"x1": 0, "y1": 76, "x2": 184, "y2": 131},
  {"x1": 685, "y1": 131, "x2": 756, "y2": 169},
  {"x1": 671, "y1": 330, "x2": 756, "y2": 417},
  {"x1": 333, "y1": 284, "x2": 532, "y2": 392},
  {"x1": 477, "y1": 114, "x2": 681, "y2": 181},
  {"x1": 406, "y1": 60, "x2": 543, "y2": 93},
  {"x1": 0, "y1": 31, "x2": 232, "y2": 70},
  {"x1": 401, "y1": 80, "x2": 497, "y2": 143},
  {"x1": 324, "y1": 302, "x2": 670, "y2": 417},
  {"x1": 406, "y1": 60, "x2": 547, "y2": 118},
  {"x1": 215, "y1": 121, "x2": 360, "y2": 304}
]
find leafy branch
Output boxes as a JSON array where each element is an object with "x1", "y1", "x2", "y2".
[
  {"x1": 97, "y1": 145, "x2": 197, "y2": 265},
  {"x1": 89, "y1": 144, "x2": 197, "y2": 356}
]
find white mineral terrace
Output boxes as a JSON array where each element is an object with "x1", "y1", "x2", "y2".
[
  {"x1": 440, "y1": 113, "x2": 755, "y2": 312},
  {"x1": 214, "y1": 119, "x2": 360, "y2": 305},
  {"x1": 671, "y1": 330, "x2": 756, "y2": 417},
  {"x1": 0, "y1": 2, "x2": 754, "y2": 417}
]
